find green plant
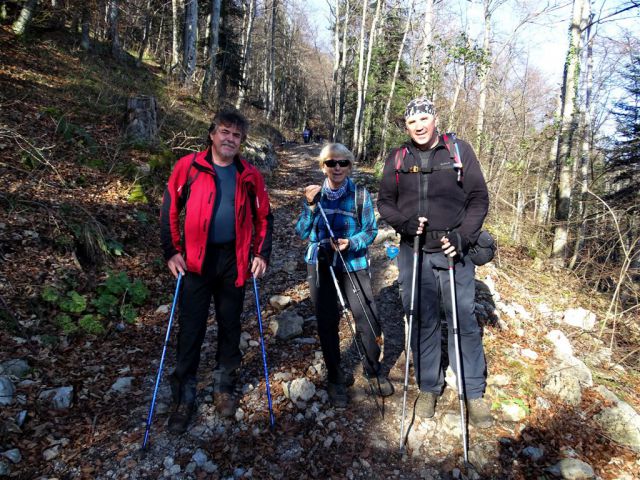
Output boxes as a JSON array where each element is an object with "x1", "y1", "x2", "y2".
[
  {"x1": 127, "y1": 183, "x2": 149, "y2": 203},
  {"x1": 56, "y1": 314, "x2": 78, "y2": 334},
  {"x1": 59, "y1": 291, "x2": 87, "y2": 314},
  {"x1": 79, "y1": 314, "x2": 105, "y2": 335}
]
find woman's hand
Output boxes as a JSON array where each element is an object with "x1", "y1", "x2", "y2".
[
  {"x1": 304, "y1": 185, "x2": 322, "y2": 205},
  {"x1": 331, "y1": 238, "x2": 350, "y2": 252}
]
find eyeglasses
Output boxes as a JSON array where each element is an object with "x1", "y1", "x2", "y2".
[{"x1": 324, "y1": 159, "x2": 351, "y2": 168}]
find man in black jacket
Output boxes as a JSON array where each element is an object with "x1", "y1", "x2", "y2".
[{"x1": 377, "y1": 97, "x2": 492, "y2": 428}]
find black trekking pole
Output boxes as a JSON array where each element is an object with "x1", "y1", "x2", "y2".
[
  {"x1": 251, "y1": 274, "x2": 276, "y2": 430},
  {"x1": 142, "y1": 272, "x2": 182, "y2": 450},
  {"x1": 327, "y1": 263, "x2": 384, "y2": 418},
  {"x1": 399, "y1": 236, "x2": 420, "y2": 453},
  {"x1": 448, "y1": 256, "x2": 470, "y2": 465},
  {"x1": 315, "y1": 202, "x2": 379, "y2": 340}
]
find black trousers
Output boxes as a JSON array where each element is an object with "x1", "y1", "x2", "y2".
[
  {"x1": 307, "y1": 262, "x2": 381, "y2": 383},
  {"x1": 172, "y1": 243, "x2": 245, "y2": 394},
  {"x1": 397, "y1": 244, "x2": 487, "y2": 399}
]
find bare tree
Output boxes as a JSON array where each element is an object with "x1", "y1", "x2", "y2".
[
  {"x1": 235, "y1": 0, "x2": 256, "y2": 109},
  {"x1": 182, "y1": 0, "x2": 198, "y2": 85},
  {"x1": 12, "y1": 0, "x2": 38, "y2": 36},
  {"x1": 551, "y1": 0, "x2": 589, "y2": 264},
  {"x1": 201, "y1": 0, "x2": 222, "y2": 102}
]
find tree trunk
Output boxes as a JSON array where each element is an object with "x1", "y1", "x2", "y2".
[
  {"x1": 331, "y1": 0, "x2": 341, "y2": 141},
  {"x1": 351, "y1": 0, "x2": 369, "y2": 152},
  {"x1": 551, "y1": 0, "x2": 589, "y2": 264},
  {"x1": 12, "y1": 0, "x2": 38, "y2": 36},
  {"x1": 333, "y1": 0, "x2": 350, "y2": 143},
  {"x1": 80, "y1": 4, "x2": 91, "y2": 50},
  {"x1": 235, "y1": 0, "x2": 256, "y2": 109},
  {"x1": 266, "y1": 0, "x2": 278, "y2": 118},
  {"x1": 569, "y1": 3, "x2": 594, "y2": 270},
  {"x1": 137, "y1": 0, "x2": 153, "y2": 67},
  {"x1": 108, "y1": 0, "x2": 121, "y2": 59},
  {"x1": 201, "y1": 0, "x2": 222, "y2": 102},
  {"x1": 418, "y1": 0, "x2": 435, "y2": 96},
  {"x1": 182, "y1": 0, "x2": 198, "y2": 86},
  {"x1": 125, "y1": 95, "x2": 158, "y2": 144},
  {"x1": 475, "y1": 0, "x2": 491, "y2": 154},
  {"x1": 354, "y1": 0, "x2": 382, "y2": 159},
  {"x1": 379, "y1": 0, "x2": 414, "y2": 162},
  {"x1": 171, "y1": 0, "x2": 181, "y2": 73}
]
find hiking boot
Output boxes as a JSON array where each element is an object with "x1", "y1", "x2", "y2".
[
  {"x1": 335, "y1": 369, "x2": 355, "y2": 387},
  {"x1": 214, "y1": 392, "x2": 238, "y2": 418},
  {"x1": 168, "y1": 402, "x2": 196, "y2": 434},
  {"x1": 467, "y1": 397, "x2": 493, "y2": 429},
  {"x1": 373, "y1": 375, "x2": 394, "y2": 397},
  {"x1": 415, "y1": 392, "x2": 438, "y2": 419},
  {"x1": 327, "y1": 382, "x2": 349, "y2": 408}
]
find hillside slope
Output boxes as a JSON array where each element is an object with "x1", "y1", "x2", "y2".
[{"x1": 0, "y1": 27, "x2": 639, "y2": 479}]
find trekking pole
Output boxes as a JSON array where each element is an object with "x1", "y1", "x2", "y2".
[
  {"x1": 327, "y1": 264, "x2": 384, "y2": 418},
  {"x1": 251, "y1": 274, "x2": 276, "y2": 430},
  {"x1": 315, "y1": 203, "x2": 379, "y2": 339},
  {"x1": 448, "y1": 256, "x2": 469, "y2": 464},
  {"x1": 142, "y1": 272, "x2": 182, "y2": 450},
  {"x1": 399, "y1": 236, "x2": 420, "y2": 453}
]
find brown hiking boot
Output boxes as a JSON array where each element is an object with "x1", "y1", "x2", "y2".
[
  {"x1": 467, "y1": 397, "x2": 493, "y2": 429},
  {"x1": 415, "y1": 392, "x2": 438, "y2": 419},
  {"x1": 167, "y1": 402, "x2": 196, "y2": 434},
  {"x1": 214, "y1": 392, "x2": 238, "y2": 418}
]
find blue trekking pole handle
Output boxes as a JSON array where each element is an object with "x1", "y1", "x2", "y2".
[
  {"x1": 252, "y1": 274, "x2": 276, "y2": 429},
  {"x1": 142, "y1": 272, "x2": 182, "y2": 450}
]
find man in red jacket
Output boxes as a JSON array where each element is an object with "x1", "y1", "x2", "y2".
[{"x1": 160, "y1": 109, "x2": 273, "y2": 433}]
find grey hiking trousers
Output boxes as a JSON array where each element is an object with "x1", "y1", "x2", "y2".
[{"x1": 397, "y1": 243, "x2": 487, "y2": 399}]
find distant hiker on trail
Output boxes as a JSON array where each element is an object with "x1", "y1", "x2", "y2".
[
  {"x1": 303, "y1": 126, "x2": 312, "y2": 144},
  {"x1": 296, "y1": 143, "x2": 393, "y2": 408},
  {"x1": 377, "y1": 97, "x2": 493, "y2": 428},
  {"x1": 160, "y1": 109, "x2": 274, "y2": 434}
]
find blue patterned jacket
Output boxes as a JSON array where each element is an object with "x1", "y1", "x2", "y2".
[{"x1": 296, "y1": 177, "x2": 378, "y2": 272}]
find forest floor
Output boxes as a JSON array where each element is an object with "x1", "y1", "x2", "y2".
[{"x1": 1, "y1": 25, "x2": 639, "y2": 480}]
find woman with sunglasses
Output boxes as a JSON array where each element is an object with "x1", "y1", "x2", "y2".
[{"x1": 296, "y1": 143, "x2": 393, "y2": 408}]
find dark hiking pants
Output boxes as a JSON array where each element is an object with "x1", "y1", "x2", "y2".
[
  {"x1": 172, "y1": 242, "x2": 245, "y2": 395},
  {"x1": 397, "y1": 243, "x2": 487, "y2": 399},
  {"x1": 307, "y1": 262, "x2": 381, "y2": 383}
]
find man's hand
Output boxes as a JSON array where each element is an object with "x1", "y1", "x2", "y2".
[
  {"x1": 440, "y1": 236, "x2": 457, "y2": 257},
  {"x1": 416, "y1": 217, "x2": 428, "y2": 235},
  {"x1": 304, "y1": 185, "x2": 322, "y2": 205},
  {"x1": 168, "y1": 253, "x2": 187, "y2": 278},
  {"x1": 251, "y1": 255, "x2": 267, "y2": 278},
  {"x1": 331, "y1": 238, "x2": 350, "y2": 252}
]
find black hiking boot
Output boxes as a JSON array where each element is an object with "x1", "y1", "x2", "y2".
[
  {"x1": 415, "y1": 392, "x2": 438, "y2": 419},
  {"x1": 374, "y1": 375, "x2": 394, "y2": 397},
  {"x1": 335, "y1": 369, "x2": 355, "y2": 387},
  {"x1": 327, "y1": 382, "x2": 349, "y2": 408},
  {"x1": 168, "y1": 401, "x2": 196, "y2": 434},
  {"x1": 467, "y1": 397, "x2": 493, "y2": 429}
]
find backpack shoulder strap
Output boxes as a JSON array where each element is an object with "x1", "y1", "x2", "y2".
[
  {"x1": 354, "y1": 183, "x2": 366, "y2": 228},
  {"x1": 393, "y1": 147, "x2": 408, "y2": 187},
  {"x1": 181, "y1": 151, "x2": 200, "y2": 200},
  {"x1": 442, "y1": 133, "x2": 464, "y2": 183}
]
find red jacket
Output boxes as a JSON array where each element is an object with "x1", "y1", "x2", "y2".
[{"x1": 160, "y1": 149, "x2": 273, "y2": 287}]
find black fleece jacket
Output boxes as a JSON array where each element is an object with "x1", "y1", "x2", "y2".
[{"x1": 377, "y1": 135, "x2": 489, "y2": 253}]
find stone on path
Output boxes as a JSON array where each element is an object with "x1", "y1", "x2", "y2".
[
  {"x1": 110, "y1": 377, "x2": 134, "y2": 394},
  {"x1": 269, "y1": 310, "x2": 304, "y2": 340},
  {"x1": 546, "y1": 458, "x2": 595, "y2": 479},
  {"x1": 38, "y1": 386, "x2": 74, "y2": 410},
  {"x1": 0, "y1": 359, "x2": 30, "y2": 378},
  {"x1": 269, "y1": 295, "x2": 291, "y2": 310},
  {"x1": 593, "y1": 387, "x2": 640, "y2": 453},
  {"x1": 0, "y1": 376, "x2": 15, "y2": 406},
  {"x1": 562, "y1": 308, "x2": 596, "y2": 331},
  {"x1": 283, "y1": 377, "x2": 315, "y2": 402}
]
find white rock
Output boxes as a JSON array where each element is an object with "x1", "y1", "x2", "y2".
[
  {"x1": 520, "y1": 348, "x2": 539, "y2": 361},
  {"x1": 155, "y1": 305, "x2": 170, "y2": 314},
  {"x1": 562, "y1": 307, "x2": 596, "y2": 331},
  {"x1": 545, "y1": 330, "x2": 574, "y2": 360},
  {"x1": 0, "y1": 376, "x2": 15, "y2": 406},
  {"x1": 488, "y1": 374, "x2": 510, "y2": 387},
  {"x1": 110, "y1": 376, "x2": 134, "y2": 394},
  {"x1": 594, "y1": 397, "x2": 640, "y2": 453},
  {"x1": 501, "y1": 402, "x2": 528, "y2": 422},
  {"x1": 191, "y1": 449, "x2": 208, "y2": 467},
  {"x1": 42, "y1": 446, "x2": 60, "y2": 461},
  {"x1": 546, "y1": 458, "x2": 595, "y2": 479},
  {"x1": 537, "y1": 303, "x2": 553, "y2": 318},
  {"x1": 1, "y1": 449, "x2": 21, "y2": 464},
  {"x1": 38, "y1": 386, "x2": 73, "y2": 410},
  {"x1": 269, "y1": 295, "x2": 291, "y2": 310},
  {"x1": 284, "y1": 377, "x2": 316, "y2": 402}
]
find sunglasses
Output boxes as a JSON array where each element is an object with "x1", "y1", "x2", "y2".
[{"x1": 324, "y1": 159, "x2": 351, "y2": 168}]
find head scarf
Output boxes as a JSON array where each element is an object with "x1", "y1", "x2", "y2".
[{"x1": 404, "y1": 96, "x2": 437, "y2": 119}]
